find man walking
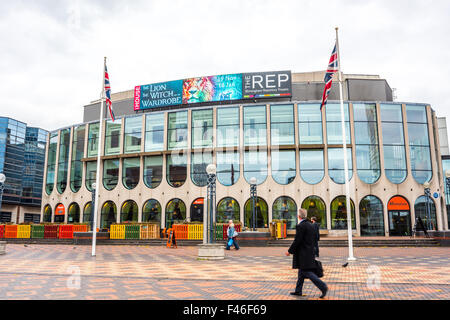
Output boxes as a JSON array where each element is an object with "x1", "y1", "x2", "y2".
[
  {"x1": 311, "y1": 216, "x2": 320, "y2": 257},
  {"x1": 286, "y1": 209, "x2": 328, "y2": 298}
]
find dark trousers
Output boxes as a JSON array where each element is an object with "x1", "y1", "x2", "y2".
[
  {"x1": 226, "y1": 237, "x2": 240, "y2": 250},
  {"x1": 295, "y1": 269, "x2": 327, "y2": 294},
  {"x1": 314, "y1": 245, "x2": 320, "y2": 257}
]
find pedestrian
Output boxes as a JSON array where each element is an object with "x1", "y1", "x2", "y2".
[
  {"x1": 286, "y1": 208, "x2": 328, "y2": 298},
  {"x1": 311, "y1": 216, "x2": 320, "y2": 257},
  {"x1": 226, "y1": 220, "x2": 240, "y2": 250}
]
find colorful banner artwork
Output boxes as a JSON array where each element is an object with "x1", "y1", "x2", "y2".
[
  {"x1": 182, "y1": 74, "x2": 242, "y2": 104},
  {"x1": 134, "y1": 80, "x2": 183, "y2": 111}
]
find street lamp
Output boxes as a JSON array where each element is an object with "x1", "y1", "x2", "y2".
[
  {"x1": 91, "y1": 183, "x2": 96, "y2": 232},
  {"x1": 206, "y1": 164, "x2": 216, "y2": 243},
  {"x1": 423, "y1": 181, "x2": 432, "y2": 231},
  {"x1": 446, "y1": 171, "x2": 450, "y2": 220},
  {"x1": 0, "y1": 173, "x2": 6, "y2": 215},
  {"x1": 249, "y1": 176, "x2": 257, "y2": 231}
]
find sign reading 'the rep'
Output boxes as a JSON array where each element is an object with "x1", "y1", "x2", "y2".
[{"x1": 242, "y1": 71, "x2": 292, "y2": 98}]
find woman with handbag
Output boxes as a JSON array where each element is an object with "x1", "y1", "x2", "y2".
[{"x1": 226, "y1": 220, "x2": 240, "y2": 250}]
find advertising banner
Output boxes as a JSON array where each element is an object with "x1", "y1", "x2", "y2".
[
  {"x1": 134, "y1": 80, "x2": 183, "y2": 111},
  {"x1": 183, "y1": 73, "x2": 242, "y2": 104},
  {"x1": 242, "y1": 70, "x2": 292, "y2": 98}
]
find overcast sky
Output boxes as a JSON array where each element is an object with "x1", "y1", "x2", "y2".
[{"x1": 1, "y1": 0, "x2": 449, "y2": 132}]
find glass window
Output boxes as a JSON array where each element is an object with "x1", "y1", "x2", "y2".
[
  {"x1": 190, "y1": 198, "x2": 204, "y2": 223},
  {"x1": 216, "y1": 197, "x2": 240, "y2": 223},
  {"x1": 272, "y1": 196, "x2": 297, "y2": 230},
  {"x1": 101, "y1": 201, "x2": 117, "y2": 230},
  {"x1": 414, "y1": 196, "x2": 437, "y2": 231},
  {"x1": 45, "y1": 133, "x2": 58, "y2": 195},
  {"x1": 56, "y1": 128, "x2": 71, "y2": 194},
  {"x1": 124, "y1": 116, "x2": 142, "y2": 154},
  {"x1": 167, "y1": 153, "x2": 187, "y2": 187},
  {"x1": 143, "y1": 156, "x2": 163, "y2": 189},
  {"x1": 298, "y1": 104, "x2": 323, "y2": 144},
  {"x1": 192, "y1": 109, "x2": 213, "y2": 148},
  {"x1": 300, "y1": 149, "x2": 324, "y2": 185},
  {"x1": 104, "y1": 120, "x2": 121, "y2": 156},
  {"x1": 121, "y1": 200, "x2": 138, "y2": 223},
  {"x1": 167, "y1": 111, "x2": 188, "y2": 150},
  {"x1": 271, "y1": 104, "x2": 295, "y2": 145},
  {"x1": 271, "y1": 150, "x2": 296, "y2": 185},
  {"x1": 70, "y1": 126, "x2": 85, "y2": 193},
  {"x1": 103, "y1": 159, "x2": 119, "y2": 190},
  {"x1": 360, "y1": 196, "x2": 385, "y2": 236},
  {"x1": 301, "y1": 196, "x2": 327, "y2": 229},
  {"x1": 68, "y1": 203, "x2": 80, "y2": 223},
  {"x1": 165, "y1": 198, "x2": 186, "y2": 228},
  {"x1": 406, "y1": 105, "x2": 432, "y2": 184},
  {"x1": 83, "y1": 202, "x2": 92, "y2": 227},
  {"x1": 85, "y1": 161, "x2": 97, "y2": 192},
  {"x1": 217, "y1": 107, "x2": 239, "y2": 147},
  {"x1": 217, "y1": 151, "x2": 240, "y2": 186},
  {"x1": 87, "y1": 122, "x2": 99, "y2": 158},
  {"x1": 380, "y1": 104, "x2": 407, "y2": 184},
  {"x1": 122, "y1": 157, "x2": 140, "y2": 190},
  {"x1": 43, "y1": 204, "x2": 52, "y2": 222},
  {"x1": 328, "y1": 148, "x2": 353, "y2": 184},
  {"x1": 326, "y1": 103, "x2": 351, "y2": 144},
  {"x1": 191, "y1": 151, "x2": 213, "y2": 187},
  {"x1": 244, "y1": 197, "x2": 268, "y2": 229},
  {"x1": 331, "y1": 196, "x2": 356, "y2": 230},
  {"x1": 143, "y1": 199, "x2": 161, "y2": 223},
  {"x1": 244, "y1": 105, "x2": 266, "y2": 146},
  {"x1": 244, "y1": 150, "x2": 268, "y2": 185},
  {"x1": 145, "y1": 113, "x2": 164, "y2": 152}
]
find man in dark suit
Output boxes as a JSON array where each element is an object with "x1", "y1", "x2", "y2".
[
  {"x1": 286, "y1": 209, "x2": 328, "y2": 298},
  {"x1": 311, "y1": 216, "x2": 320, "y2": 257}
]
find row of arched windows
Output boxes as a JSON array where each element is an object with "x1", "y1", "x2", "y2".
[{"x1": 42, "y1": 194, "x2": 438, "y2": 234}]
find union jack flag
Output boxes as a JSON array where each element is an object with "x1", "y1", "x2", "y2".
[
  {"x1": 320, "y1": 43, "x2": 339, "y2": 109},
  {"x1": 104, "y1": 64, "x2": 115, "y2": 121}
]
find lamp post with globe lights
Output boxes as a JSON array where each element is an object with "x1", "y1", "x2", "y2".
[
  {"x1": 91, "y1": 183, "x2": 97, "y2": 231},
  {"x1": 423, "y1": 181, "x2": 432, "y2": 231},
  {"x1": 0, "y1": 173, "x2": 6, "y2": 215},
  {"x1": 206, "y1": 164, "x2": 217, "y2": 244},
  {"x1": 249, "y1": 177, "x2": 257, "y2": 231}
]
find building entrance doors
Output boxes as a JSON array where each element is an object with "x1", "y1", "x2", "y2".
[{"x1": 387, "y1": 196, "x2": 411, "y2": 236}]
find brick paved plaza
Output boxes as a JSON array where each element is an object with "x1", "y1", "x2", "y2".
[{"x1": 0, "y1": 244, "x2": 449, "y2": 300}]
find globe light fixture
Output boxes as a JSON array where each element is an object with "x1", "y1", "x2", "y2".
[
  {"x1": 0, "y1": 173, "x2": 5, "y2": 184},
  {"x1": 249, "y1": 176, "x2": 257, "y2": 185},
  {"x1": 206, "y1": 164, "x2": 216, "y2": 175}
]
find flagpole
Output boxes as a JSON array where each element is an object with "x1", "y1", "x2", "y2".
[
  {"x1": 91, "y1": 57, "x2": 106, "y2": 257},
  {"x1": 335, "y1": 27, "x2": 356, "y2": 261}
]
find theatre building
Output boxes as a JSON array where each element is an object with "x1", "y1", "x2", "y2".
[{"x1": 40, "y1": 70, "x2": 449, "y2": 237}]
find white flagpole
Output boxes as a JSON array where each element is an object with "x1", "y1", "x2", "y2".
[
  {"x1": 335, "y1": 27, "x2": 356, "y2": 261},
  {"x1": 91, "y1": 57, "x2": 107, "y2": 257}
]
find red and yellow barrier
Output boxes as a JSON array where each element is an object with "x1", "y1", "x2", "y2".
[
  {"x1": 110, "y1": 224, "x2": 125, "y2": 239},
  {"x1": 172, "y1": 224, "x2": 188, "y2": 240},
  {"x1": 59, "y1": 225, "x2": 74, "y2": 239},
  {"x1": 188, "y1": 224, "x2": 203, "y2": 240},
  {"x1": 73, "y1": 225, "x2": 88, "y2": 233},
  {"x1": 5, "y1": 225, "x2": 18, "y2": 238},
  {"x1": 44, "y1": 225, "x2": 59, "y2": 239},
  {"x1": 17, "y1": 225, "x2": 31, "y2": 239}
]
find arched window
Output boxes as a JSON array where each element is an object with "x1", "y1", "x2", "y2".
[
  {"x1": 271, "y1": 150, "x2": 296, "y2": 185},
  {"x1": 414, "y1": 196, "x2": 437, "y2": 231},
  {"x1": 190, "y1": 198, "x2": 204, "y2": 223},
  {"x1": 359, "y1": 195, "x2": 385, "y2": 236},
  {"x1": 328, "y1": 148, "x2": 353, "y2": 184},
  {"x1": 272, "y1": 196, "x2": 297, "y2": 230},
  {"x1": 244, "y1": 150, "x2": 268, "y2": 185},
  {"x1": 165, "y1": 199, "x2": 186, "y2": 228},
  {"x1": 103, "y1": 159, "x2": 119, "y2": 190},
  {"x1": 68, "y1": 203, "x2": 80, "y2": 223},
  {"x1": 331, "y1": 196, "x2": 356, "y2": 230},
  {"x1": 43, "y1": 204, "x2": 52, "y2": 222},
  {"x1": 144, "y1": 156, "x2": 163, "y2": 189},
  {"x1": 353, "y1": 104, "x2": 381, "y2": 184},
  {"x1": 120, "y1": 200, "x2": 138, "y2": 223},
  {"x1": 122, "y1": 157, "x2": 140, "y2": 190},
  {"x1": 70, "y1": 125, "x2": 85, "y2": 193},
  {"x1": 167, "y1": 153, "x2": 187, "y2": 187},
  {"x1": 142, "y1": 199, "x2": 161, "y2": 223},
  {"x1": 45, "y1": 133, "x2": 58, "y2": 195},
  {"x1": 216, "y1": 197, "x2": 240, "y2": 223},
  {"x1": 217, "y1": 151, "x2": 240, "y2": 186},
  {"x1": 54, "y1": 203, "x2": 65, "y2": 223},
  {"x1": 244, "y1": 197, "x2": 268, "y2": 229},
  {"x1": 101, "y1": 201, "x2": 117, "y2": 230},
  {"x1": 300, "y1": 150, "x2": 324, "y2": 185},
  {"x1": 56, "y1": 128, "x2": 71, "y2": 194},
  {"x1": 380, "y1": 104, "x2": 407, "y2": 183},
  {"x1": 83, "y1": 202, "x2": 92, "y2": 227},
  {"x1": 191, "y1": 151, "x2": 213, "y2": 187},
  {"x1": 301, "y1": 196, "x2": 327, "y2": 229},
  {"x1": 85, "y1": 161, "x2": 97, "y2": 192}
]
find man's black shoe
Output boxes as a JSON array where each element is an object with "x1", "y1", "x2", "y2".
[
  {"x1": 290, "y1": 292, "x2": 304, "y2": 296},
  {"x1": 320, "y1": 287, "x2": 328, "y2": 299}
]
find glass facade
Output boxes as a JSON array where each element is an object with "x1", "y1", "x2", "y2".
[
  {"x1": 70, "y1": 126, "x2": 85, "y2": 193},
  {"x1": 85, "y1": 161, "x2": 97, "y2": 192},
  {"x1": 45, "y1": 133, "x2": 58, "y2": 195},
  {"x1": 121, "y1": 200, "x2": 138, "y2": 223},
  {"x1": 406, "y1": 105, "x2": 432, "y2": 184},
  {"x1": 217, "y1": 151, "x2": 239, "y2": 186},
  {"x1": 353, "y1": 104, "x2": 381, "y2": 184},
  {"x1": 68, "y1": 202, "x2": 80, "y2": 223},
  {"x1": 87, "y1": 122, "x2": 99, "y2": 158},
  {"x1": 301, "y1": 196, "x2": 327, "y2": 229},
  {"x1": 216, "y1": 107, "x2": 239, "y2": 147},
  {"x1": 56, "y1": 128, "x2": 70, "y2": 194},
  {"x1": 167, "y1": 153, "x2": 187, "y2": 187},
  {"x1": 43, "y1": 204, "x2": 52, "y2": 222},
  {"x1": 380, "y1": 104, "x2": 407, "y2": 183},
  {"x1": 326, "y1": 103, "x2": 351, "y2": 144},
  {"x1": 142, "y1": 199, "x2": 161, "y2": 223},
  {"x1": 165, "y1": 198, "x2": 186, "y2": 228},
  {"x1": 124, "y1": 116, "x2": 142, "y2": 154},
  {"x1": 272, "y1": 196, "x2": 297, "y2": 229},
  {"x1": 298, "y1": 104, "x2": 323, "y2": 144},
  {"x1": 244, "y1": 150, "x2": 267, "y2": 185},
  {"x1": 168, "y1": 111, "x2": 188, "y2": 150},
  {"x1": 101, "y1": 201, "x2": 117, "y2": 229},
  {"x1": 328, "y1": 147, "x2": 353, "y2": 184},
  {"x1": 145, "y1": 113, "x2": 164, "y2": 152},
  {"x1": 300, "y1": 149, "x2": 324, "y2": 185},
  {"x1": 216, "y1": 197, "x2": 240, "y2": 223},
  {"x1": 192, "y1": 109, "x2": 213, "y2": 148},
  {"x1": 191, "y1": 151, "x2": 212, "y2": 187},
  {"x1": 83, "y1": 202, "x2": 92, "y2": 226},
  {"x1": 414, "y1": 196, "x2": 437, "y2": 231},
  {"x1": 103, "y1": 159, "x2": 119, "y2": 190},
  {"x1": 244, "y1": 105, "x2": 266, "y2": 146},
  {"x1": 271, "y1": 104, "x2": 295, "y2": 145},
  {"x1": 244, "y1": 197, "x2": 268, "y2": 228},
  {"x1": 331, "y1": 196, "x2": 356, "y2": 230},
  {"x1": 359, "y1": 195, "x2": 384, "y2": 236},
  {"x1": 104, "y1": 120, "x2": 121, "y2": 156},
  {"x1": 271, "y1": 150, "x2": 296, "y2": 185},
  {"x1": 143, "y1": 156, "x2": 163, "y2": 189},
  {"x1": 123, "y1": 158, "x2": 140, "y2": 190}
]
